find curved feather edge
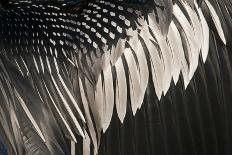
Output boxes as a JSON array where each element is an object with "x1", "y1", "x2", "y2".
[
  {"x1": 114, "y1": 58, "x2": 128, "y2": 123},
  {"x1": 102, "y1": 66, "x2": 115, "y2": 132},
  {"x1": 148, "y1": 15, "x2": 173, "y2": 95},
  {"x1": 167, "y1": 21, "x2": 185, "y2": 85},
  {"x1": 124, "y1": 48, "x2": 141, "y2": 115},
  {"x1": 195, "y1": 1, "x2": 210, "y2": 63},
  {"x1": 173, "y1": 4, "x2": 198, "y2": 80},
  {"x1": 139, "y1": 23, "x2": 164, "y2": 99},
  {"x1": 127, "y1": 32, "x2": 149, "y2": 110},
  {"x1": 205, "y1": 0, "x2": 226, "y2": 44}
]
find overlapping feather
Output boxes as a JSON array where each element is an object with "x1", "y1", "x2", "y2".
[{"x1": 0, "y1": 0, "x2": 228, "y2": 154}]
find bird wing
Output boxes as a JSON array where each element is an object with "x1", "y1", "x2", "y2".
[{"x1": 0, "y1": 0, "x2": 230, "y2": 154}]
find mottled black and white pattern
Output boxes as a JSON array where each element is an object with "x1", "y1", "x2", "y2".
[{"x1": 0, "y1": 0, "x2": 231, "y2": 154}]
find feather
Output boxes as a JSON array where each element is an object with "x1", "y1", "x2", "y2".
[
  {"x1": 71, "y1": 140, "x2": 75, "y2": 155},
  {"x1": 57, "y1": 73, "x2": 86, "y2": 123},
  {"x1": 205, "y1": 0, "x2": 226, "y2": 44},
  {"x1": 83, "y1": 130, "x2": 91, "y2": 155},
  {"x1": 94, "y1": 75, "x2": 104, "y2": 130},
  {"x1": 19, "y1": 116, "x2": 51, "y2": 155},
  {"x1": 173, "y1": 4, "x2": 198, "y2": 80},
  {"x1": 0, "y1": 0, "x2": 231, "y2": 154},
  {"x1": 102, "y1": 66, "x2": 115, "y2": 132},
  {"x1": 43, "y1": 80, "x2": 77, "y2": 142},
  {"x1": 148, "y1": 15, "x2": 173, "y2": 95},
  {"x1": 183, "y1": 1, "x2": 202, "y2": 66},
  {"x1": 195, "y1": 1, "x2": 210, "y2": 63},
  {"x1": 167, "y1": 22, "x2": 183, "y2": 85},
  {"x1": 114, "y1": 58, "x2": 128, "y2": 123},
  {"x1": 79, "y1": 77, "x2": 98, "y2": 154},
  {"x1": 124, "y1": 48, "x2": 142, "y2": 115},
  {"x1": 14, "y1": 89, "x2": 46, "y2": 142},
  {"x1": 127, "y1": 32, "x2": 149, "y2": 109},
  {"x1": 51, "y1": 75, "x2": 85, "y2": 138},
  {"x1": 169, "y1": 22, "x2": 190, "y2": 88},
  {"x1": 139, "y1": 23, "x2": 163, "y2": 99},
  {"x1": 111, "y1": 39, "x2": 126, "y2": 65}
]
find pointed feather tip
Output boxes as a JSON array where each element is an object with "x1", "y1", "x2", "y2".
[
  {"x1": 79, "y1": 128, "x2": 86, "y2": 139},
  {"x1": 14, "y1": 89, "x2": 46, "y2": 143},
  {"x1": 204, "y1": 0, "x2": 226, "y2": 45},
  {"x1": 132, "y1": 105, "x2": 140, "y2": 116},
  {"x1": 184, "y1": 79, "x2": 190, "y2": 89},
  {"x1": 156, "y1": 91, "x2": 163, "y2": 101},
  {"x1": 57, "y1": 74, "x2": 86, "y2": 123},
  {"x1": 103, "y1": 123, "x2": 110, "y2": 133},
  {"x1": 68, "y1": 133, "x2": 77, "y2": 143}
]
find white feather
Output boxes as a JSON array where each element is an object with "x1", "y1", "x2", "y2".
[
  {"x1": 43, "y1": 80, "x2": 77, "y2": 142},
  {"x1": 111, "y1": 39, "x2": 126, "y2": 64},
  {"x1": 139, "y1": 23, "x2": 163, "y2": 99},
  {"x1": 114, "y1": 58, "x2": 127, "y2": 123},
  {"x1": 205, "y1": 0, "x2": 226, "y2": 44},
  {"x1": 94, "y1": 75, "x2": 104, "y2": 129},
  {"x1": 167, "y1": 22, "x2": 182, "y2": 85},
  {"x1": 71, "y1": 140, "x2": 76, "y2": 155},
  {"x1": 169, "y1": 22, "x2": 190, "y2": 87},
  {"x1": 128, "y1": 32, "x2": 149, "y2": 108},
  {"x1": 195, "y1": 1, "x2": 210, "y2": 62},
  {"x1": 183, "y1": 1, "x2": 202, "y2": 69},
  {"x1": 57, "y1": 73, "x2": 86, "y2": 123},
  {"x1": 102, "y1": 66, "x2": 114, "y2": 132},
  {"x1": 148, "y1": 15, "x2": 173, "y2": 95},
  {"x1": 173, "y1": 4, "x2": 198, "y2": 80},
  {"x1": 51, "y1": 76, "x2": 85, "y2": 138},
  {"x1": 83, "y1": 130, "x2": 91, "y2": 155},
  {"x1": 124, "y1": 48, "x2": 142, "y2": 115}
]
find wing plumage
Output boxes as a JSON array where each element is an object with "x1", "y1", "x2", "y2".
[{"x1": 0, "y1": 0, "x2": 231, "y2": 154}]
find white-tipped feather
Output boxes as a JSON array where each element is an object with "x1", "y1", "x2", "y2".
[
  {"x1": 114, "y1": 58, "x2": 128, "y2": 123},
  {"x1": 148, "y1": 15, "x2": 173, "y2": 95},
  {"x1": 57, "y1": 74, "x2": 86, "y2": 123},
  {"x1": 39, "y1": 56, "x2": 45, "y2": 73},
  {"x1": 205, "y1": 0, "x2": 226, "y2": 44},
  {"x1": 43, "y1": 80, "x2": 77, "y2": 142},
  {"x1": 111, "y1": 39, "x2": 126, "y2": 64},
  {"x1": 102, "y1": 66, "x2": 114, "y2": 132},
  {"x1": 53, "y1": 57, "x2": 60, "y2": 73},
  {"x1": 128, "y1": 32, "x2": 149, "y2": 109},
  {"x1": 94, "y1": 75, "x2": 104, "y2": 129},
  {"x1": 0, "y1": 1, "x2": 229, "y2": 155},
  {"x1": 168, "y1": 22, "x2": 190, "y2": 87},
  {"x1": 51, "y1": 76, "x2": 85, "y2": 138},
  {"x1": 14, "y1": 89, "x2": 46, "y2": 142},
  {"x1": 32, "y1": 54, "x2": 40, "y2": 73},
  {"x1": 173, "y1": 4, "x2": 198, "y2": 80},
  {"x1": 124, "y1": 48, "x2": 142, "y2": 115},
  {"x1": 183, "y1": 1, "x2": 202, "y2": 71},
  {"x1": 167, "y1": 22, "x2": 182, "y2": 85},
  {"x1": 139, "y1": 24, "x2": 163, "y2": 99},
  {"x1": 46, "y1": 56, "x2": 52, "y2": 73},
  {"x1": 14, "y1": 59, "x2": 24, "y2": 76},
  {"x1": 195, "y1": 2, "x2": 210, "y2": 63}
]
